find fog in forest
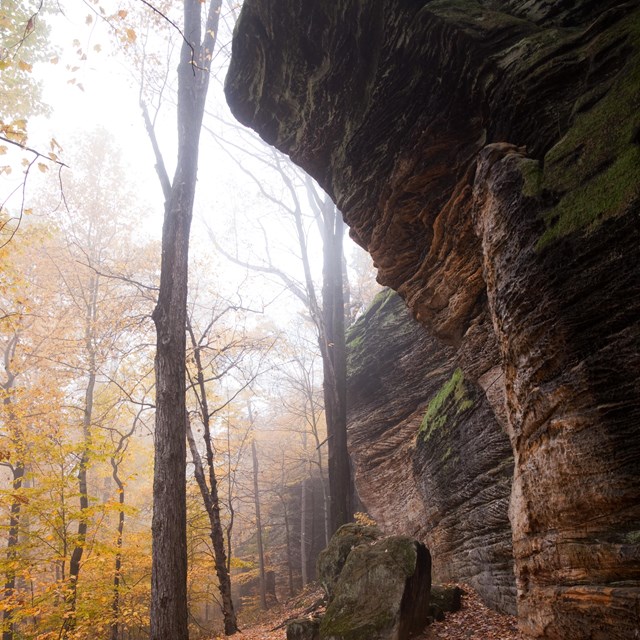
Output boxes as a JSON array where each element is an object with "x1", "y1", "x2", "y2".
[{"x1": 0, "y1": 1, "x2": 381, "y2": 637}]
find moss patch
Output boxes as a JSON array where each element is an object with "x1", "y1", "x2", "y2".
[
  {"x1": 537, "y1": 9, "x2": 640, "y2": 248},
  {"x1": 319, "y1": 537, "x2": 418, "y2": 640},
  {"x1": 625, "y1": 530, "x2": 640, "y2": 545},
  {"x1": 346, "y1": 288, "x2": 410, "y2": 380},
  {"x1": 517, "y1": 156, "x2": 543, "y2": 198},
  {"x1": 418, "y1": 368, "x2": 474, "y2": 442}
]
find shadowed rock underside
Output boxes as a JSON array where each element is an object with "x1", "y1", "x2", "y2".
[{"x1": 225, "y1": 1, "x2": 640, "y2": 638}]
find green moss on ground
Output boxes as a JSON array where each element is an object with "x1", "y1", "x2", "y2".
[
  {"x1": 418, "y1": 368, "x2": 474, "y2": 442},
  {"x1": 537, "y1": 10, "x2": 640, "y2": 248}
]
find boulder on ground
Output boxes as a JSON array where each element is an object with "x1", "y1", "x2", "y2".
[
  {"x1": 286, "y1": 617, "x2": 321, "y2": 640},
  {"x1": 319, "y1": 536, "x2": 431, "y2": 640},
  {"x1": 430, "y1": 584, "x2": 463, "y2": 613},
  {"x1": 316, "y1": 523, "x2": 381, "y2": 600}
]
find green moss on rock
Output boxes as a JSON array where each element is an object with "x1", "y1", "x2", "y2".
[
  {"x1": 346, "y1": 288, "x2": 411, "y2": 380},
  {"x1": 319, "y1": 536, "x2": 426, "y2": 640},
  {"x1": 418, "y1": 368, "x2": 474, "y2": 442},
  {"x1": 517, "y1": 156, "x2": 543, "y2": 198},
  {"x1": 316, "y1": 523, "x2": 382, "y2": 600},
  {"x1": 537, "y1": 9, "x2": 640, "y2": 248}
]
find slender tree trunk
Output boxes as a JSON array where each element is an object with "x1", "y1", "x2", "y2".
[
  {"x1": 225, "y1": 415, "x2": 235, "y2": 575},
  {"x1": 149, "y1": 2, "x2": 221, "y2": 638},
  {"x1": 186, "y1": 320, "x2": 237, "y2": 634},
  {"x1": 63, "y1": 274, "x2": 98, "y2": 635},
  {"x1": 300, "y1": 472, "x2": 308, "y2": 587},
  {"x1": 2, "y1": 336, "x2": 20, "y2": 640},
  {"x1": 111, "y1": 459, "x2": 126, "y2": 640},
  {"x1": 251, "y1": 439, "x2": 267, "y2": 610},
  {"x1": 317, "y1": 452, "x2": 330, "y2": 546},
  {"x1": 186, "y1": 423, "x2": 238, "y2": 635},
  {"x1": 2, "y1": 462, "x2": 24, "y2": 640},
  {"x1": 282, "y1": 498, "x2": 295, "y2": 598},
  {"x1": 321, "y1": 203, "x2": 351, "y2": 534}
]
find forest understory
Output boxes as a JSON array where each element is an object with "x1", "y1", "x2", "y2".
[{"x1": 228, "y1": 583, "x2": 522, "y2": 640}]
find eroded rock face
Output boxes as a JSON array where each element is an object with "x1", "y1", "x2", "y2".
[
  {"x1": 226, "y1": 1, "x2": 640, "y2": 637},
  {"x1": 346, "y1": 290, "x2": 515, "y2": 613}
]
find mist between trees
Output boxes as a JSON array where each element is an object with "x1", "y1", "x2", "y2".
[{"x1": 0, "y1": 1, "x2": 381, "y2": 638}]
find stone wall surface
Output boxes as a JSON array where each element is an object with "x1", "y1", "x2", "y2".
[
  {"x1": 225, "y1": 1, "x2": 640, "y2": 637},
  {"x1": 346, "y1": 290, "x2": 515, "y2": 613}
]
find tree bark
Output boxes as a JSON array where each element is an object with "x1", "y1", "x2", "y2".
[
  {"x1": 251, "y1": 438, "x2": 267, "y2": 610},
  {"x1": 320, "y1": 202, "x2": 351, "y2": 534},
  {"x1": 63, "y1": 272, "x2": 98, "y2": 635},
  {"x1": 186, "y1": 423, "x2": 238, "y2": 633},
  {"x1": 300, "y1": 470, "x2": 308, "y2": 587},
  {"x1": 110, "y1": 457, "x2": 126, "y2": 640},
  {"x1": 2, "y1": 462, "x2": 24, "y2": 640},
  {"x1": 149, "y1": 2, "x2": 221, "y2": 639},
  {"x1": 2, "y1": 334, "x2": 22, "y2": 640},
  {"x1": 186, "y1": 319, "x2": 238, "y2": 634}
]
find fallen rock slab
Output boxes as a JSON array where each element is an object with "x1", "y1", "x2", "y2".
[
  {"x1": 320, "y1": 536, "x2": 431, "y2": 640},
  {"x1": 316, "y1": 523, "x2": 382, "y2": 600}
]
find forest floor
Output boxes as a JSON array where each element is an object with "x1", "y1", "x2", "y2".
[{"x1": 226, "y1": 583, "x2": 523, "y2": 640}]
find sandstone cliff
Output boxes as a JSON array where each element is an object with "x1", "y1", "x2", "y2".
[
  {"x1": 347, "y1": 289, "x2": 515, "y2": 613},
  {"x1": 225, "y1": 1, "x2": 640, "y2": 638}
]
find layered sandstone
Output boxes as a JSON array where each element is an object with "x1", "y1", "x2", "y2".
[
  {"x1": 225, "y1": 1, "x2": 640, "y2": 637},
  {"x1": 346, "y1": 290, "x2": 515, "y2": 613}
]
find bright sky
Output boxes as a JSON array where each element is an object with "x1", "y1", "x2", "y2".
[{"x1": 7, "y1": 0, "x2": 379, "y2": 330}]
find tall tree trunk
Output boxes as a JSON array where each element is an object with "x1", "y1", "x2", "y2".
[
  {"x1": 251, "y1": 439, "x2": 267, "y2": 610},
  {"x1": 148, "y1": 2, "x2": 221, "y2": 639},
  {"x1": 2, "y1": 334, "x2": 21, "y2": 640},
  {"x1": 110, "y1": 459, "x2": 126, "y2": 640},
  {"x1": 210, "y1": 171, "x2": 352, "y2": 539},
  {"x1": 321, "y1": 203, "x2": 351, "y2": 534},
  {"x1": 300, "y1": 471, "x2": 308, "y2": 587},
  {"x1": 186, "y1": 321, "x2": 238, "y2": 634},
  {"x1": 186, "y1": 422, "x2": 238, "y2": 635},
  {"x1": 2, "y1": 462, "x2": 24, "y2": 640},
  {"x1": 282, "y1": 497, "x2": 295, "y2": 598},
  {"x1": 63, "y1": 274, "x2": 98, "y2": 635}
]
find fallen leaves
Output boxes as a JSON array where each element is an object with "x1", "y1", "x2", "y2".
[
  {"x1": 419, "y1": 585, "x2": 523, "y2": 640},
  {"x1": 208, "y1": 583, "x2": 522, "y2": 640}
]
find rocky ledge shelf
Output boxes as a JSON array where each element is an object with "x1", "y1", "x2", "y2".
[{"x1": 225, "y1": 1, "x2": 640, "y2": 638}]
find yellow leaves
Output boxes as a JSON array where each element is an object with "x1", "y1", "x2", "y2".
[
  {"x1": 11, "y1": 492, "x2": 29, "y2": 505},
  {"x1": 37, "y1": 162, "x2": 48, "y2": 173},
  {"x1": 50, "y1": 55, "x2": 59, "y2": 65},
  {"x1": 1, "y1": 119, "x2": 27, "y2": 147},
  {"x1": 117, "y1": 9, "x2": 128, "y2": 19},
  {"x1": 17, "y1": 60, "x2": 32, "y2": 73},
  {"x1": 125, "y1": 28, "x2": 136, "y2": 43},
  {"x1": 0, "y1": 145, "x2": 6, "y2": 155}
]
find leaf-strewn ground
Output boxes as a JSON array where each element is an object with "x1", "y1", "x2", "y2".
[{"x1": 218, "y1": 584, "x2": 523, "y2": 640}]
